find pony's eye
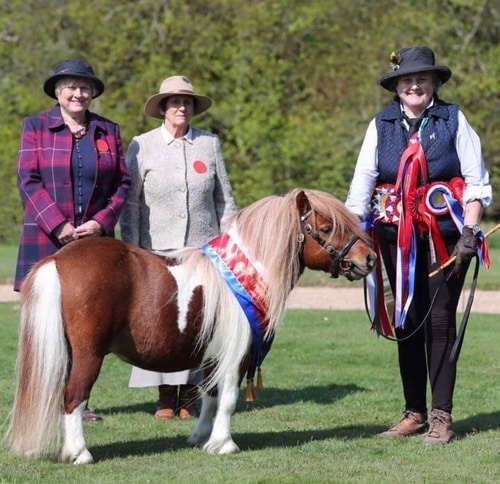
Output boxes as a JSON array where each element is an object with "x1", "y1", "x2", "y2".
[{"x1": 320, "y1": 225, "x2": 332, "y2": 234}]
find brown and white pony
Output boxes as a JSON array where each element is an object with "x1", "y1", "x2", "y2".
[{"x1": 6, "y1": 188, "x2": 375, "y2": 463}]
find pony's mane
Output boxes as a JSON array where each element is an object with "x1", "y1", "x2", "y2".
[{"x1": 228, "y1": 188, "x2": 365, "y2": 335}]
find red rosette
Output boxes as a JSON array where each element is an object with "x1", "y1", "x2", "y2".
[
  {"x1": 96, "y1": 139, "x2": 109, "y2": 152},
  {"x1": 193, "y1": 160, "x2": 207, "y2": 173},
  {"x1": 449, "y1": 176, "x2": 465, "y2": 202},
  {"x1": 406, "y1": 186, "x2": 429, "y2": 232}
]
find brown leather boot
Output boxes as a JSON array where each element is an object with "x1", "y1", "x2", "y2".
[
  {"x1": 154, "y1": 385, "x2": 178, "y2": 420},
  {"x1": 423, "y1": 409, "x2": 457, "y2": 445},
  {"x1": 377, "y1": 410, "x2": 428, "y2": 437},
  {"x1": 178, "y1": 384, "x2": 199, "y2": 419}
]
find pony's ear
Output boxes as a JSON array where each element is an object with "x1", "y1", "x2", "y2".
[{"x1": 296, "y1": 190, "x2": 311, "y2": 217}]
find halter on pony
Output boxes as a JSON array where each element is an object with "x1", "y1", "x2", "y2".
[{"x1": 300, "y1": 209, "x2": 360, "y2": 279}]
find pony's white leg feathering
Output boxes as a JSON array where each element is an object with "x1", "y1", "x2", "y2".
[
  {"x1": 7, "y1": 261, "x2": 69, "y2": 459},
  {"x1": 60, "y1": 401, "x2": 94, "y2": 464},
  {"x1": 203, "y1": 373, "x2": 241, "y2": 454}
]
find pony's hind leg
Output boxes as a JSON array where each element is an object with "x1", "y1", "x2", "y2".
[
  {"x1": 60, "y1": 401, "x2": 94, "y2": 464},
  {"x1": 59, "y1": 351, "x2": 104, "y2": 464},
  {"x1": 202, "y1": 373, "x2": 241, "y2": 454}
]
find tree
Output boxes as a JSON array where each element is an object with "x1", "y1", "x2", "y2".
[{"x1": 0, "y1": 0, "x2": 499, "y2": 242}]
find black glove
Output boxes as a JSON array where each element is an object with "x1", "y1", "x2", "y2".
[{"x1": 453, "y1": 226, "x2": 478, "y2": 274}]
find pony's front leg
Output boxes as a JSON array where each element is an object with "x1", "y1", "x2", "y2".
[
  {"x1": 203, "y1": 374, "x2": 240, "y2": 454},
  {"x1": 60, "y1": 401, "x2": 94, "y2": 464},
  {"x1": 187, "y1": 391, "x2": 217, "y2": 448}
]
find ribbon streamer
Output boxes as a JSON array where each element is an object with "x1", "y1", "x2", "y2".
[{"x1": 393, "y1": 131, "x2": 429, "y2": 328}]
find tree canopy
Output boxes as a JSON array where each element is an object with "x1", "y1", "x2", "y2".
[{"x1": 1, "y1": 0, "x2": 499, "y2": 242}]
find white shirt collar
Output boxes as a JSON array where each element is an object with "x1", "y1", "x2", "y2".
[{"x1": 160, "y1": 124, "x2": 193, "y2": 144}]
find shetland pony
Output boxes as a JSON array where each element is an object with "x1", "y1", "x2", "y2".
[{"x1": 6, "y1": 188, "x2": 376, "y2": 463}]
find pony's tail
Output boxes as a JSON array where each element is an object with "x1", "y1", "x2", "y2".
[{"x1": 6, "y1": 260, "x2": 68, "y2": 458}]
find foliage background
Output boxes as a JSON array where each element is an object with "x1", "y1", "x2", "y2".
[{"x1": 1, "y1": 0, "x2": 499, "y2": 242}]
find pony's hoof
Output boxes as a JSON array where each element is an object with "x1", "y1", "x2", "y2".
[
  {"x1": 204, "y1": 439, "x2": 240, "y2": 454},
  {"x1": 187, "y1": 426, "x2": 212, "y2": 448},
  {"x1": 60, "y1": 448, "x2": 94, "y2": 464},
  {"x1": 74, "y1": 450, "x2": 94, "y2": 464},
  {"x1": 187, "y1": 434, "x2": 207, "y2": 448}
]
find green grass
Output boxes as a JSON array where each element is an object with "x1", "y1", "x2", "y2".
[
  {"x1": 0, "y1": 244, "x2": 17, "y2": 285},
  {"x1": 0, "y1": 303, "x2": 499, "y2": 483}
]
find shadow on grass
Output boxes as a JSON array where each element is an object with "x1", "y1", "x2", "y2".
[
  {"x1": 90, "y1": 425, "x2": 378, "y2": 462},
  {"x1": 454, "y1": 411, "x2": 500, "y2": 434},
  {"x1": 102, "y1": 383, "x2": 368, "y2": 416},
  {"x1": 89, "y1": 410, "x2": 500, "y2": 462}
]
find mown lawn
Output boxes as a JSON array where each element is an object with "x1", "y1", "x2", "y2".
[{"x1": 0, "y1": 303, "x2": 498, "y2": 483}]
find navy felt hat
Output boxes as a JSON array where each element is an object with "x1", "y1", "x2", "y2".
[
  {"x1": 379, "y1": 46, "x2": 452, "y2": 91},
  {"x1": 43, "y1": 59, "x2": 105, "y2": 99}
]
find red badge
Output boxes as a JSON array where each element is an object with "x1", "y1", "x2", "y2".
[
  {"x1": 193, "y1": 160, "x2": 207, "y2": 174},
  {"x1": 96, "y1": 139, "x2": 109, "y2": 152}
]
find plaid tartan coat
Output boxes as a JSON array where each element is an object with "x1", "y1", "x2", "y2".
[{"x1": 14, "y1": 105, "x2": 130, "y2": 290}]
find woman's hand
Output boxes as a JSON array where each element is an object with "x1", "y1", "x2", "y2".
[
  {"x1": 453, "y1": 226, "x2": 478, "y2": 274},
  {"x1": 75, "y1": 220, "x2": 103, "y2": 238},
  {"x1": 54, "y1": 222, "x2": 78, "y2": 245}
]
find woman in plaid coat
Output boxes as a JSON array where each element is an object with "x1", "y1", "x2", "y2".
[
  {"x1": 14, "y1": 59, "x2": 130, "y2": 421},
  {"x1": 14, "y1": 59, "x2": 130, "y2": 293}
]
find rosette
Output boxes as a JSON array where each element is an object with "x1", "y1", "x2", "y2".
[
  {"x1": 449, "y1": 176, "x2": 465, "y2": 201},
  {"x1": 425, "y1": 182, "x2": 453, "y2": 216},
  {"x1": 372, "y1": 184, "x2": 401, "y2": 224},
  {"x1": 406, "y1": 186, "x2": 429, "y2": 233}
]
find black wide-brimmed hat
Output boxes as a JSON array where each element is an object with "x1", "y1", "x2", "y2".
[
  {"x1": 379, "y1": 46, "x2": 452, "y2": 91},
  {"x1": 43, "y1": 59, "x2": 105, "y2": 99}
]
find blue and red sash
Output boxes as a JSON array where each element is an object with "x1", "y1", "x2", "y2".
[{"x1": 201, "y1": 231, "x2": 273, "y2": 398}]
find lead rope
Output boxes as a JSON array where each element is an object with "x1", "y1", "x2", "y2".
[{"x1": 449, "y1": 255, "x2": 479, "y2": 363}]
